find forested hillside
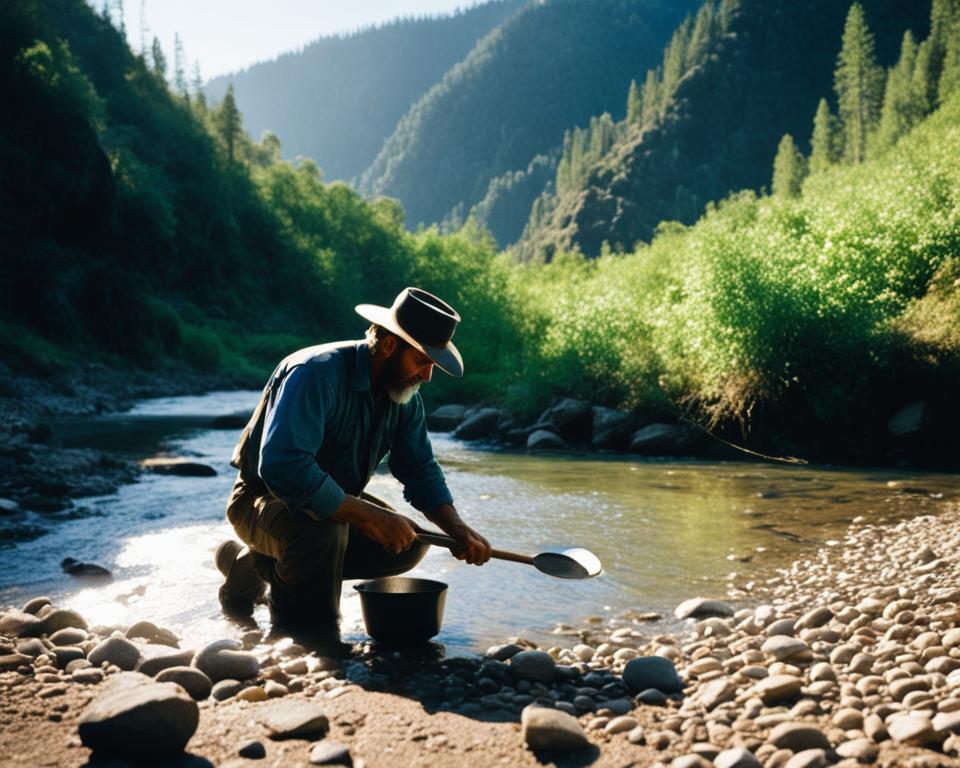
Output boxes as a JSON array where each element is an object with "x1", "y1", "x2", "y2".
[
  {"x1": 519, "y1": 0, "x2": 930, "y2": 258},
  {"x1": 359, "y1": 0, "x2": 699, "y2": 232},
  {"x1": 205, "y1": 0, "x2": 525, "y2": 182}
]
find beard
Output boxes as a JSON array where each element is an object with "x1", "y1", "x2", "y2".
[
  {"x1": 383, "y1": 354, "x2": 422, "y2": 404},
  {"x1": 387, "y1": 379, "x2": 421, "y2": 405}
]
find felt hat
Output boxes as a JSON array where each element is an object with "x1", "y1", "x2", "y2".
[{"x1": 356, "y1": 287, "x2": 463, "y2": 377}]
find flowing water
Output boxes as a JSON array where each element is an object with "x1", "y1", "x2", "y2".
[{"x1": 1, "y1": 390, "x2": 956, "y2": 656}]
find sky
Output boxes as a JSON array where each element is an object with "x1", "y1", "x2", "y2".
[{"x1": 110, "y1": 0, "x2": 483, "y2": 80}]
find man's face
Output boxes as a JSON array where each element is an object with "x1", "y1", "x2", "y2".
[{"x1": 384, "y1": 343, "x2": 435, "y2": 404}]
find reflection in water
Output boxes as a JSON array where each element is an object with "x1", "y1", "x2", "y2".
[{"x1": 0, "y1": 391, "x2": 957, "y2": 655}]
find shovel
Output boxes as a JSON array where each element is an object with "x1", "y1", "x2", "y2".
[{"x1": 416, "y1": 532, "x2": 602, "y2": 580}]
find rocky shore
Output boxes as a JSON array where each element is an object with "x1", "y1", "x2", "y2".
[
  {"x1": 0, "y1": 363, "x2": 252, "y2": 549},
  {"x1": 3, "y1": 499, "x2": 959, "y2": 766}
]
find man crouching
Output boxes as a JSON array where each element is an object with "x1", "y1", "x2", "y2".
[{"x1": 215, "y1": 287, "x2": 491, "y2": 636}]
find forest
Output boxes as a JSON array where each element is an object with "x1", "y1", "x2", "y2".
[{"x1": 1, "y1": 0, "x2": 958, "y2": 464}]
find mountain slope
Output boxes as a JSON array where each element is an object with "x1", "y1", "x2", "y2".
[
  {"x1": 359, "y1": 0, "x2": 699, "y2": 229},
  {"x1": 205, "y1": 1, "x2": 525, "y2": 182},
  {"x1": 520, "y1": 0, "x2": 930, "y2": 258}
]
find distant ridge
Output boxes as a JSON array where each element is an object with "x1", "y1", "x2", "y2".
[{"x1": 206, "y1": 0, "x2": 526, "y2": 181}]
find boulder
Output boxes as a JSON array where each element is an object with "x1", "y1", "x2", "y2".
[
  {"x1": 591, "y1": 407, "x2": 636, "y2": 450},
  {"x1": 521, "y1": 705, "x2": 590, "y2": 751},
  {"x1": 61, "y1": 557, "x2": 111, "y2": 577},
  {"x1": 532, "y1": 399, "x2": 593, "y2": 444},
  {"x1": 141, "y1": 458, "x2": 217, "y2": 477},
  {"x1": 629, "y1": 423, "x2": 699, "y2": 456},
  {"x1": 452, "y1": 408, "x2": 503, "y2": 441},
  {"x1": 526, "y1": 430, "x2": 568, "y2": 452},
  {"x1": 887, "y1": 401, "x2": 928, "y2": 437},
  {"x1": 622, "y1": 656, "x2": 683, "y2": 694},
  {"x1": 427, "y1": 404, "x2": 467, "y2": 432},
  {"x1": 77, "y1": 681, "x2": 199, "y2": 758}
]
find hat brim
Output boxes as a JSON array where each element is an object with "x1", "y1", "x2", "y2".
[{"x1": 356, "y1": 304, "x2": 464, "y2": 378}]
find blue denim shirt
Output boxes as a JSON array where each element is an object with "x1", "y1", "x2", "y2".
[{"x1": 257, "y1": 340, "x2": 453, "y2": 520}]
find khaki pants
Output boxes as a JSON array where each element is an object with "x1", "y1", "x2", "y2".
[{"x1": 225, "y1": 474, "x2": 428, "y2": 626}]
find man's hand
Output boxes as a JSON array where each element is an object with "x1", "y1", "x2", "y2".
[
  {"x1": 364, "y1": 507, "x2": 418, "y2": 554},
  {"x1": 448, "y1": 522, "x2": 492, "y2": 565},
  {"x1": 332, "y1": 496, "x2": 417, "y2": 554}
]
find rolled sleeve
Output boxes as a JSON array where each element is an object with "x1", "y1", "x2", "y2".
[
  {"x1": 258, "y1": 363, "x2": 345, "y2": 520},
  {"x1": 388, "y1": 394, "x2": 454, "y2": 512}
]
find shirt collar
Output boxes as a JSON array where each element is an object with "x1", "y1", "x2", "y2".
[{"x1": 353, "y1": 340, "x2": 372, "y2": 392}]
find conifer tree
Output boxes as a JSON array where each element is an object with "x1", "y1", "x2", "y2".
[
  {"x1": 151, "y1": 36, "x2": 167, "y2": 78},
  {"x1": 772, "y1": 134, "x2": 806, "y2": 198},
  {"x1": 688, "y1": 3, "x2": 717, "y2": 69},
  {"x1": 913, "y1": 39, "x2": 936, "y2": 113},
  {"x1": 192, "y1": 62, "x2": 206, "y2": 111},
  {"x1": 173, "y1": 34, "x2": 188, "y2": 97},
  {"x1": 641, "y1": 68, "x2": 659, "y2": 126},
  {"x1": 719, "y1": 0, "x2": 741, "y2": 33},
  {"x1": 834, "y1": 3, "x2": 884, "y2": 163},
  {"x1": 939, "y1": 20, "x2": 960, "y2": 102},
  {"x1": 874, "y1": 31, "x2": 924, "y2": 153},
  {"x1": 929, "y1": 0, "x2": 960, "y2": 91},
  {"x1": 215, "y1": 84, "x2": 242, "y2": 164},
  {"x1": 626, "y1": 79, "x2": 641, "y2": 124},
  {"x1": 556, "y1": 130, "x2": 572, "y2": 192},
  {"x1": 809, "y1": 98, "x2": 840, "y2": 174}
]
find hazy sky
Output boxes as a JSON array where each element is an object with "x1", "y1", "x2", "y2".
[{"x1": 113, "y1": 0, "x2": 482, "y2": 80}]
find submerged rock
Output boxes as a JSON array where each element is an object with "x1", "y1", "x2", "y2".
[
  {"x1": 526, "y1": 430, "x2": 568, "y2": 452},
  {"x1": 141, "y1": 458, "x2": 217, "y2": 477},
  {"x1": 61, "y1": 557, "x2": 111, "y2": 577}
]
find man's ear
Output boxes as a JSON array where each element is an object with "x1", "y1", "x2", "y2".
[{"x1": 380, "y1": 334, "x2": 398, "y2": 357}]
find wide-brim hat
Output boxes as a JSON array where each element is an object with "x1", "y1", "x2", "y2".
[{"x1": 356, "y1": 287, "x2": 464, "y2": 378}]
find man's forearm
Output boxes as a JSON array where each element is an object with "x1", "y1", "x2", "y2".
[{"x1": 423, "y1": 503, "x2": 469, "y2": 536}]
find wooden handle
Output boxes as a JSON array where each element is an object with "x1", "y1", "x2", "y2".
[{"x1": 416, "y1": 532, "x2": 535, "y2": 566}]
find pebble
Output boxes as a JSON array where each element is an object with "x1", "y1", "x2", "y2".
[
  {"x1": 88, "y1": 637, "x2": 142, "y2": 671},
  {"x1": 670, "y1": 756, "x2": 711, "y2": 768},
  {"x1": 761, "y1": 636, "x2": 809, "y2": 661},
  {"x1": 256, "y1": 700, "x2": 329, "y2": 740},
  {"x1": 751, "y1": 675, "x2": 802, "y2": 705},
  {"x1": 49, "y1": 628, "x2": 88, "y2": 646},
  {"x1": 309, "y1": 740, "x2": 353, "y2": 765},
  {"x1": 155, "y1": 666, "x2": 213, "y2": 701},
  {"x1": 137, "y1": 647, "x2": 196, "y2": 676},
  {"x1": 238, "y1": 740, "x2": 266, "y2": 759},
  {"x1": 766, "y1": 722, "x2": 831, "y2": 752},
  {"x1": 211, "y1": 679, "x2": 244, "y2": 701},
  {"x1": 77, "y1": 681, "x2": 199, "y2": 758},
  {"x1": 604, "y1": 715, "x2": 638, "y2": 734},
  {"x1": 835, "y1": 737, "x2": 879, "y2": 761},
  {"x1": 521, "y1": 705, "x2": 589, "y2": 751},
  {"x1": 22, "y1": 596, "x2": 52, "y2": 615},
  {"x1": 193, "y1": 639, "x2": 259, "y2": 682},
  {"x1": 675, "y1": 598, "x2": 735, "y2": 620},
  {"x1": 887, "y1": 714, "x2": 937, "y2": 746},
  {"x1": 72, "y1": 668, "x2": 106, "y2": 684},
  {"x1": 485, "y1": 643, "x2": 523, "y2": 661},
  {"x1": 713, "y1": 747, "x2": 763, "y2": 768},
  {"x1": 622, "y1": 656, "x2": 683, "y2": 694},
  {"x1": 636, "y1": 688, "x2": 669, "y2": 705},
  {"x1": 782, "y1": 749, "x2": 827, "y2": 768},
  {"x1": 509, "y1": 650, "x2": 556, "y2": 683},
  {"x1": 237, "y1": 686, "x2": 268, "y2": 702}
]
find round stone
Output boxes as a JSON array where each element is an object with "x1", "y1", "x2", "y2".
[
  {"x1": 622, "y1": 656, "x2": 682, "y2": 694},
  {"x1": 521, "y1": 705, "x2": 589, "y2": 751},
  {"x1": 766, "y1": 721, "x2": 830, "y2": 752},
  {"x1": 156, "y1": 667, "x2": 213, "y2": 701},
  {"x1": 193, "y1": 639, "x2": 259, "y2": 682},
  {"x1": 509, "y1": 650, "x2": 556, "y2": 683},
  {"x1": 211, "y1": 679, "x2": 243, "y2": 701},
  {"x1": 88, "y1": 637, "x2": 142, "y2": 671}
]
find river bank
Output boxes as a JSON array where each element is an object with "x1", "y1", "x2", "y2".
[{"x1": 2, "y1": 494, "x2": 960, "y2": 766}]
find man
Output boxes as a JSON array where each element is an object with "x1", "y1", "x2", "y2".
[{"x1": 215, "y1": 287, "x2": 491, "y2": 632}]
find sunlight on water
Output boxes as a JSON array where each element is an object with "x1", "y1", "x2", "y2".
[{"x1": 1, "y1": 390, "x2": 957, "y2": 655}]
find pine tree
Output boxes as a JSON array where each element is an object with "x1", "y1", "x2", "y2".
[
  {"x1": 151, "y1": 36, "x2": 167, "y2": 79},
  {"x1": 215, "y1": 84, "x2": 242, "y2": 163},
  {"x1": 834, "y1": 3, "x2": 884, "y2": 163},
  {"x1": 626, "y1": 79, "x2": 641, "y2": 124},
  {"x1": 913, "y1": 38, "x2": 936, "y2": 113},
  {"x1": 641, "y1": 68, "x2": 659, "y2": 126},
  {"x1": 192, "y1": 62, "x2": 206, "y2": 111},
  {"x1": 173, "y1": 34, "x2": 188, "y2": 97},
  {"x1": 873, "y1": 31, "x2": 924, "y2": 153},
  {"x1": 772, "y1": 134, "x2": 807, "y2": 198},
  {"x1": 556, "y1": 130, "x2": 572, "y2": 192},
  {"x1": 719, "y1": 0, "x2": 741, "y2": 33},
  {"x1": 939, "y1": 19, "x2": 960, "y2": 103},
  {"x1": 688, "y1": 3, "x2": 718, "y2": 69},
  {"x1": 809, "y1": 98, "x2": 840, "y2": 174},
  {"x1": 929, "y1": 0, "x2": 960, "y2": 91},
  {"x1": 662, "y1": 17, "x2": 692, "y2": 103}
]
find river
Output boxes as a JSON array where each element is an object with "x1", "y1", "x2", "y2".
[{"x1": 0, "y1": 390, "x2": 956, "y2": 656}]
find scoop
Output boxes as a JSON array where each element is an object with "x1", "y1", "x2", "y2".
[{"x1": 416, "y1": 532, "x2": 602, "y2": 580}]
